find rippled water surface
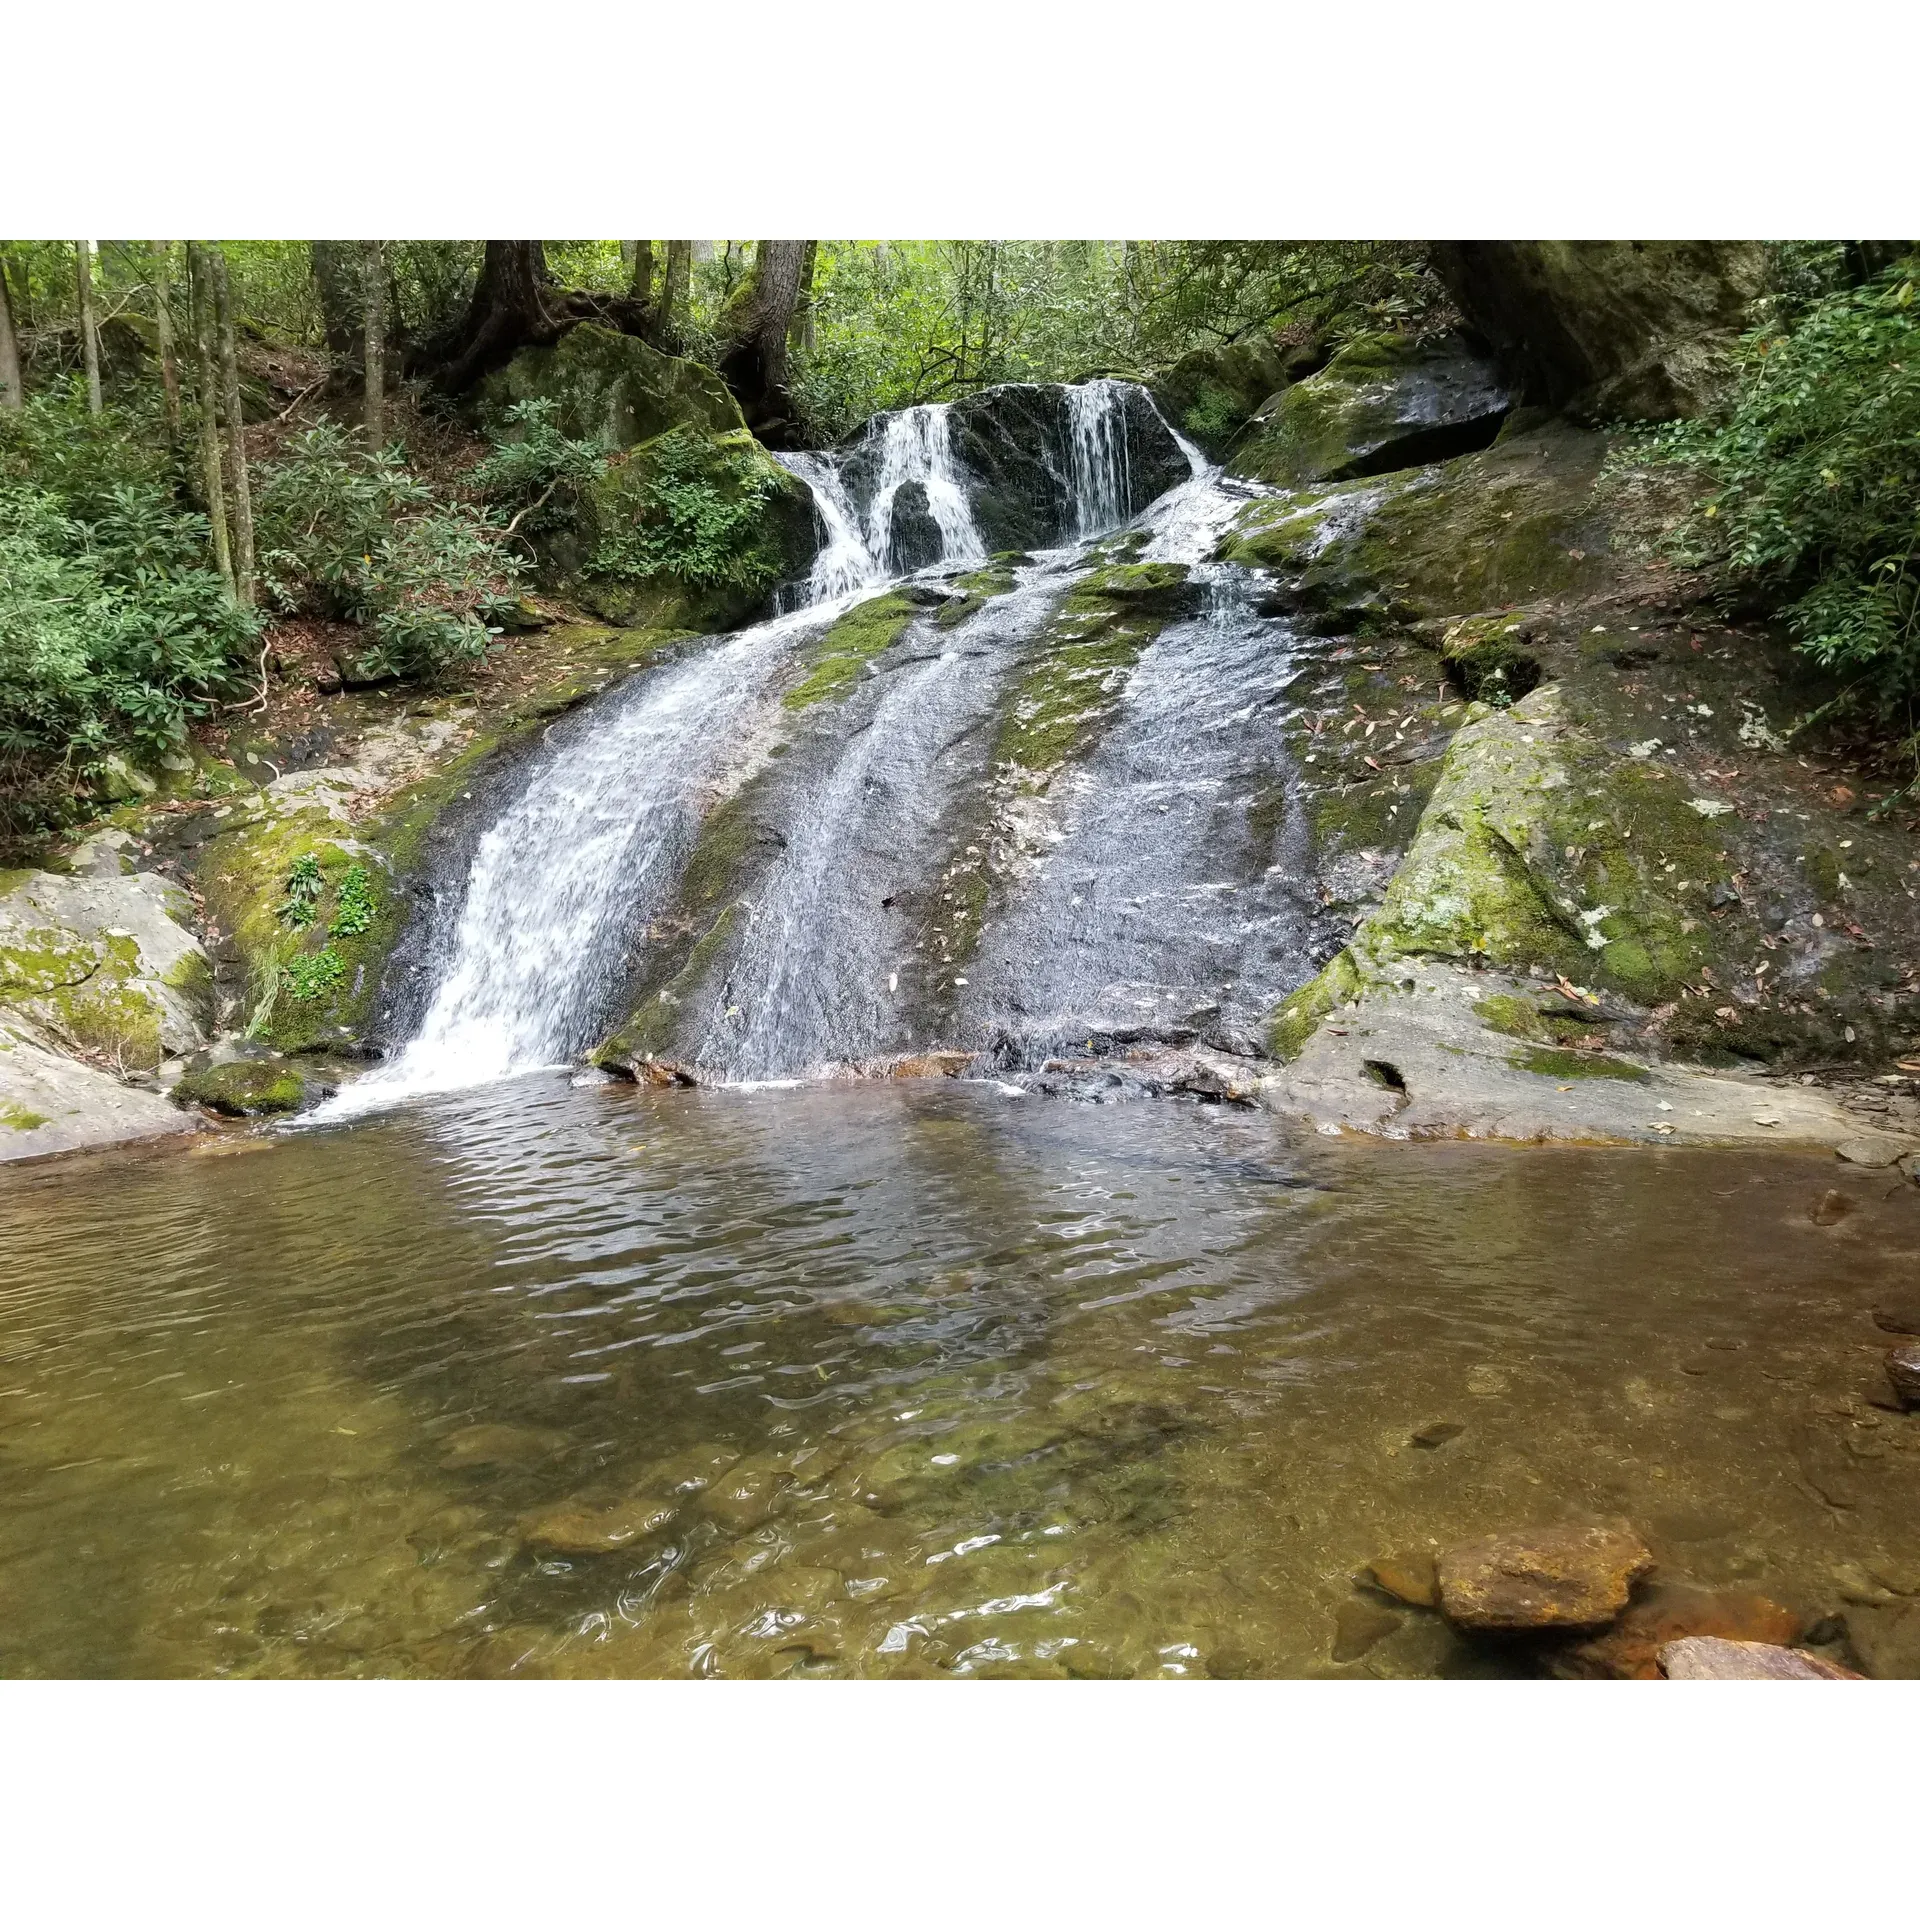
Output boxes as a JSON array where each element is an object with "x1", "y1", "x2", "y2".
[{"x1": 4, "y1": 1080, "x2": 1918, "y2": 1677}]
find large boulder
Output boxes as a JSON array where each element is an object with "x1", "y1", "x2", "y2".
[
  {"x1": 1229, "y1": 332, "x2": 1513, "y2": 488},
  {"x1": 1153, "y1": 333, "x2": 1324, "y2": 459},
  {"x1": 1428, "y1": 241, "x2": 1772, "y2": 421},
  {"x1": 1436, "y1": 1524, "x2": 1652, "y2": 1630},
  {"x1": 839, "y1": 381, "x2": 1190, "y2": 555},
  {"x1": 479, "y1": 324, "x2": 745, "y2": 449}
]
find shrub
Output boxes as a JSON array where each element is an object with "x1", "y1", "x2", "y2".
[
  {"x1": 1632, "y1": 255, "x2": 1920, "y2": 745},
  {"x1": 585, "y1": 427, "x2": 783, "y2": 592},
  {"x1": 253, "y1": 423, "x2": 524, "y2": 681}
]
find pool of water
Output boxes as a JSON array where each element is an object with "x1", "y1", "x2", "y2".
[{"x1": 3, "y1": 1077, "x2": 1917, "y2": 1677}]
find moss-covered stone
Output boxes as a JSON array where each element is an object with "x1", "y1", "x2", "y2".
[
  {"x1": 1228, "y1": 332, "x2": 1512, "y2": 488},
  {"x1": 1509, "y1": 1044, "x2": 1651, "y2": 1083},
  {"x1": 1267, "y1": 948, "x2": 1365, "y2": 1061},
  {"x1": 0, "y1": 1099, "x2": 49, "y2": 1131},
  {"x1": 1435, "y1": 613, "x2": 1543, "y2": 704},
  {"x1": 786, "y1": 591, "x2": 921, "y2": 709},
  {"x1": 936, "y1": 561, "x2": 1022, "y2": 629},
  {"x1": 478, "y1": 324, "x2": 745, "y2": 448},
  {"x1": 1153, "y1": 334, "x2": 1319, "y2": 458},
  {"x1": 172, "y1": 1057, "x2": 308, "y2": 1116},
  {"x1": 995, "y1": 564, "x2": 1190, "y2": 775},
  {"x1": 1472, "y1": 992, "x2": 1554, "y2": 1042}
]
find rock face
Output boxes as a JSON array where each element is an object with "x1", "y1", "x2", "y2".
[
  {"x1": 907, "y1": 381, "x2": 1190, "y2": 552},
  {"x1": 1229, "y1": 333, "x2": 1512, "y2": 489},
  {"x1": 0, "y1": 1030, "x2": 198, "y2": 1161},
  {"x1": 1436, "y1": 1524, "x2": 1652, "y2": 1630},
  {"x1": 1658, "y1": 1637, "x2": 1859, "y2": 1680},
  {"x1": 1153, "y1": 334, "x2": 1323, "y2": 459},
  {"x1": 1428, "y1": 241, "x2": 1771, "y2": 421}
]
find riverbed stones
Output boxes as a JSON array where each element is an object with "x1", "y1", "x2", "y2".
[
  {"x1": 1658, "y1": 1637, "x2": 1859, "y2": 1680},
  {"x1": 1436, "y1": 1524, "x2": 1652, "y2": 1631},
  {"x1": 1871, "y1": 1293, "x2": 1920, "y2": 1337},
  {"x1": 520, "y1": 1490, "x2": 679, "y2": 1555},
  {"x1": 1808, "y1": 1188, "x2": 1851, "y2": 1227},
  {"x1": 1365, "y1": 1552, "x2": 1440, "y2": 1608},
  {"x1": 1548, "y1": 1582, "x2": 1799, "y2": 1680},
  {"x1": 1835, "y1": 1135, "x2": 1910, "y2": 1169},
  {"x1": 1330, "y1": 1596, "x2": 1403, "y2": 1664},
  {"x1": 1884, "y1": 1346, "x2": 1920, "y2": 1410}
]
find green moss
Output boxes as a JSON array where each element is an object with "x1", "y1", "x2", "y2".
[
  {"x1": 1509, "y1": 1045, "x2": 1651, "y2": 1083},
  {"x1": 786, "y1": 591, "x2": 920, "y2": 709},
  {"x1": 596, "y1": 906, "x2": 736, "y2": 1067},
  {"x1": 1266, "y1": 949, "x2": 1365, "y2": 1061},
  {"x1": 0, "y1": 1099, "x2": 49, "y2": 1130},
  {"x1": 171, "y1": 1058, "x2": 307, "y2": 1116},
  {"x1": 995, "y1": 566, "x2": 1188, "y2": 774},
  {"x1": 478, "y1": 323, "x2": 745, "y2": 448},
  {"x1": 0, "y1": 928, "x2": 100, "y2": 998},
  {"x1": 1436, "y1": 614, "x2": 1541, "y2": 704},
  {"x1": 1473, "y1": 992, "x2": 1553, "y2": 1041},
  {"x1": 937, "y1": 563, "x2": 1021, "y2": 629}
]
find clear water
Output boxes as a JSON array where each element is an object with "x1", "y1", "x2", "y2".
[{"x1": 5, "y1": 1081, "x2": 1916, "y2": 1678}]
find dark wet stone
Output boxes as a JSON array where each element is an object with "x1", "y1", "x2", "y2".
[
  {"x1": 1437, "y1": 1524, "x2": 1652, "y2": 1631},
  {"x1": 1885, "y1": 1345, "x2": 1920, "y2": 1410},
  {"x1": 1410, "y1": 1420, "x2": 1465, "y2": 1449},
  {"x1": 1871, "y1": 1293, "x2": 1920, "y2": 1337},
  {"x1": 1331, "y1": 1597, "x2": 1403, "y2": 1664},
  {"x1": 1659, "y1": 1637, "x2": 1859, "y2": 1679}
]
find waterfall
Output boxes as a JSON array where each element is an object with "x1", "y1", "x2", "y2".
[
  {"x1": 864, "y1": 405, "x2": 987, "y2": 574},
  {"x1": 776, "y1": 451, "x2": 882, "y2": 604},
  {"x1": 321, "y1": 608, "x2": 831, "y2": 1116},
  {"x1": 1064, "y1": 379, "x2": 1135, "y2": 538}
]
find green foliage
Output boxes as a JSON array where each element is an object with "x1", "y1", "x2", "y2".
[
  {"x1": 275, "y1": 851, "x2": 324, "y2": 929},
  {"x1": 282, "y1": 947, "x2": 346, "y2": 1001},
  {"x1": 469, "y1": 398, "x2": 606, "y2": 534},
  {"x1": 1631, "y1": 256, "x2": 1920, "y2": 735},
  {"x1": 253, "y1": 423, "x2": 524, "y2": 681},
  {"x1": 329, "y1": 863, "x2": 376, "y2": 937},
  {"x1": 0, "y1": 387, "x2": 255, "y2": 842},
  {"x1": 587, "y1": 428, "x2": 782, "y2": 591}
]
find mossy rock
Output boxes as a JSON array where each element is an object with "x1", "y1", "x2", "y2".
[
  {"x1": 937, "y1": 562, "x2": 1023, "y2": 629},
  {"x1": 1435, "y1": 614, "x2": 1543, "y2": 704},
  {"x1": 1508, "y1": 1044, "x2": 1650, "y2": 1083},
  {"x1": 1153, "y1": 335, "x2": 1322, "y2": 459},
  {"x1": 479, "y1": 324, "x2": 745, "y2": 449},
  {"x1": 786, "y1": 591, "x2": 921, "y2": 709},
  {"x1": 1267, "y1": 948, "x2": 1365, "y2": 1061},
  {"x1": 994, "y1": 565, "x2": 1191, "y2": 775},
  {"x1": 172, "y1": 1057, "x2": 308, "y2": 1116},
  {"x1": 562, "y1": 427, "x2": 819, "y2": 631},
  {"x1": 1228, "y1": 332, "x2": 1512, "y2": 488}
]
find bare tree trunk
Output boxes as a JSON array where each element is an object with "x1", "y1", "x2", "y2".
[
  {"x1": 656, "y1": 241, "x2": 691, "y2": 349},
  {"x1": 75, "y1": 241, "x2": 103, "y2": 413},
  {"x1": 186, "y1": 245, "x2": 234, "y2": 596},
  {"x1": 209, "y1": 245, "x2": 255, "y2": 605},
  {"x1": 791, "y1": 240, "x2": 818, "y2": 353},
  {"x1": 0, "y1": 253, "x2": 21, "y2": 410},
  {"x1": 362, "y1": 239, "x2": 386, "y2": 445},
  {"x1": 631, "y1": 241, "x2": 654, "y2": 307},
  {"x1": 151, "y1": 241, "x2": 181, "y2": 441}
]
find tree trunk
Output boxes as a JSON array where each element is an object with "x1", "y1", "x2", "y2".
[
  {"x1": 362, "y1": 239, "x2": 386, "y2": 445},
  {"x1": 0, "y1": 253, "x2": 21, "y2": 410},
  {"x1": 150, "y1": 241, "x2": 181, "y2": 441},
  {"x1": 75, "y1": 241, "x2": 103, "y2": 414},
  {"x1": 631, "y1": 241, "x2": 654, "y2": 307},
  {"x1": 310, "y1": 241, "x2": 363, "y2": 388},
  {"x1": 210, "y1": 245, "x2": 256, "y2": 605},
  {"x1": 791, "y1": 240, "x2": 818, "y2": 353},
  {"x1": 655, "y1": 241, "x2": 692, "y2": 351},
  {"x1": 413, "y1": 240, "x2": 567, "y2": 394},
  {"x1": 717, "y1": 239, "x2": 810, "y2": 439},
  {"x1": 186, "y1": 245, "x2": 234, "y2": 596}
]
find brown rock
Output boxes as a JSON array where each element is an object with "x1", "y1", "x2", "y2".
[
  {"x1": 887, "y1": 1051, "x2": 975, "y2": 1080},
  {"x1": 1885, "y1": 1344, "x2": 1920, "y2": 1410},
  {"x1": 1365, "y1": 1552, "x2": 1440, "y2": 1608},
  {"x1": 635, "y1": 1059, "x2": 699, "y2": 1087},
  {"x1": 1659, "y1": 1637, "x2": 1860, "y2": 1679},
  {"x1": 696, "y1": 1461, "x2": 794, "y2": 1530},
  {"x1": 1808, "y1": 1189, "x2": 1851, "y2": 1227},
  {"x1": 1437, "y1": 1524, "x2": 1652, "y2": 1630},
  {"x1": 1548, "y1": 1581, "x2": 1799, "y2": 1680},
  {"x1": 1872, "y1": 1292, "x2": 1920, "y2": 1337},
  {"x1": 521, "y1": 1491, "x2": 679, "y2": 1554},
  {"x1": 1410, "y1": 1420, "x2": 1465, "y2": 1449},
  {"x1": 1331, "y1": 1598, "x2": 1403, "y2": 1664}
]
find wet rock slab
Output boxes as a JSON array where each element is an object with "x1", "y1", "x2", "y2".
[{"x1": 1658, "y1": 1637, "x2": 1859, "y2": 1680}]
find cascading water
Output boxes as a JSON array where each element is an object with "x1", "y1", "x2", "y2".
[{"x1": 329, "y1": 376, "x2": 1298, "y2": 1111}]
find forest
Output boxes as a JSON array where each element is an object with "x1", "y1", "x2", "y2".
[{"x1": 4, "y1": 236, "x2": 1915, "y2": 859}]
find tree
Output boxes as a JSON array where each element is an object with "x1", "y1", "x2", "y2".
[
  {"x1": 717, "y1": 240, "x2": 812, "y2": 440},
  {"x1": 655, "y1": 241, "x2": 692, "y2": 351},
  {"x1": 75, "y1": 241, "x2": 103, "y2": 414},
  {"x1": 150, "y1": 241, "x2": 181, "y2": 441},
  {"x1": 630, "y1": 241, "x2": 655, "y2": 310},
  {"x1": 362, "y1": 239, "x2": 386, "y2": 445},
  {"x1": 185, "y1": 244, "x2": 234, "y2": 596},
  {"x1": 310, "y1": 241, "x2": 364, "y2": 388},
  {"x1": 0, "y1": 250, "x2": 21, "y2": 410},
  {"x1": 209, "y1": 244, "x2": 256, "y2": 605}
]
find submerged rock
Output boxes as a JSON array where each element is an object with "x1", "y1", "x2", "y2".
[
  {"x1": 1330, "y1": 1596, "x2": 1403, "y2": 1664},
  {"x1": 1229, "y1": 332, "x2": 1512, "y2": 489},
  {"x1": 520, "y1": 1490, "x2": 680, "y2": 1554},
  {"x1": 1885, "y1": 1345, "x2": 1920, "y2": 1410},
  {"x1": 1436, "y1": 1523, "x2": 1651, "y2": 1631},
  {"x1": 1365, "y1": 1552, "x2": 1440, "y2": 1608},
  {"x1": 1658, "y1": 1637, "x2": 1859, "y2": 1680},
  {"x1": 1548, "y1": 1581, "x2": 1800, "y2": 1680}
]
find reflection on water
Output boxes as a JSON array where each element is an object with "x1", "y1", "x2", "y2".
[{"x1": 3, "y1": 1078, "x2": 1918, "y2": 1678}]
